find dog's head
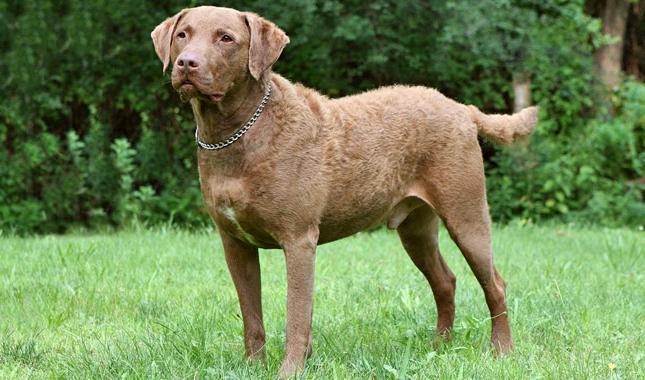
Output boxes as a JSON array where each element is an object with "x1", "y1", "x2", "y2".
[{"x1": 151, "y1": 6, "x2": 289, "y2": 103}]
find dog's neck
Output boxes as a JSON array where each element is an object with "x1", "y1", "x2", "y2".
[{"x1": 191, "y1": 75, "x2": 268, "y2": 146}]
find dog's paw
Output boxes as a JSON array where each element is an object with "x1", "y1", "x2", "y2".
[
  {"x1": 278, "y1": 358, "x2": 304, "y2": 379},
  {"x1": 432, "y1": 330, "x2": 452, "y2": 350}
]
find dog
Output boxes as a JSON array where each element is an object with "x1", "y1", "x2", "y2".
[{"x1": 151, "y1": 6, "x2": 538, "y2": 378}]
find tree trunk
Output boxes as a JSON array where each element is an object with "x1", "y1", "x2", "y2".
[
  {"x1": 512, "y1": 73, "x2": 532, "y2": 113},
  {"x1": 624, "y1": 1, "x2": 644, "y2": 81},
  {"x1": 594, "y1": 0, "x2": 631, "y2": 90}
]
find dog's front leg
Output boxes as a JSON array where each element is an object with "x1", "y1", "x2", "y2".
[
  {"x1": 221, "y1": 231, "x2": 266, "y2": 364},
  {"x1": 278, "y1": 227, "x2": 318, "y2": 379}
]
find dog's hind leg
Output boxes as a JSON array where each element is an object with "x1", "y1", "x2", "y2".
[
  {"x1": 397, "y1": 205, "x2": 457, "y2": 342},
  {"x1": 442, "y1": 206, "x2": 512, "y2": 354},
  {"x1": 421, "y1": 153, "x2": 513, "y2": 354}
]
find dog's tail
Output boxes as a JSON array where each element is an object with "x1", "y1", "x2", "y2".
[{"x1": 466, "y1": 105, "x2": 539, "y2": 145}]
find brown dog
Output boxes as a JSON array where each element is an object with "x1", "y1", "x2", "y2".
[{"x1": 152, "y1": 6, "x2": 538, "y2": 378}]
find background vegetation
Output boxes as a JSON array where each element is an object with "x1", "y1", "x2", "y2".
[{"x1": 1, "y1": 0, "x2": 643, "y2": 234}]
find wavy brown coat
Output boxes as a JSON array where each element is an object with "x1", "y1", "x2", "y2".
[{"x1": 151, "y1": 6, "x2": 538, "y2": 378}]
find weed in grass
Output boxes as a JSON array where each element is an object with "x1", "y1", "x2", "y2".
[{"x1": 0, "y1": 333, "x2": 45, "y2": 368}]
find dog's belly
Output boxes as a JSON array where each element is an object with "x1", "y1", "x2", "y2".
[
  {"x1": 214, "y1": 202, "x2": 393, "y2": 248},
  {"x1": 317, "y1": 209, "x2": 389, "y2": 244},
  {"x1": 210, "y1": 191, "x2": 424, "y2": 248},
  {"x1": 317, "y1": 193, "x2": 426, "y2": 244}
]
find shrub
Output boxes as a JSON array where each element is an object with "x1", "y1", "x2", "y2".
[
  {"x1": 487, "y1": 80, "x2": 644, "y2": 226},
  {"x1": 0, "y1": 0, "x2": 642, "y2": 233}
]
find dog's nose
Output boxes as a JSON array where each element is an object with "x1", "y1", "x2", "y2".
[{"x1": 176, "y1": 53, "x2": 202, "y2": 71}]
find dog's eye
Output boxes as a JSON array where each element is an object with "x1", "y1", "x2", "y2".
[
  {"x1": 177, "y1": 32, "x2": 186, "y2": 39},
  {"x1": 221, "y1": 34, "x2": 233, "y2": 42}
]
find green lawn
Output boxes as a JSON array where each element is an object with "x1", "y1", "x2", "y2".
[{"x1": 1, "y1": 225, "x2": 643, "y2": 379}]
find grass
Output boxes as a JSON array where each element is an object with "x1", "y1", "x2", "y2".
[{"x1": 0, "y1": 224, "x2": 643, "y2": 379}]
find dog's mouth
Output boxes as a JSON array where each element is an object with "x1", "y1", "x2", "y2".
[
  {"x1": 177, "y1": 80, "x2": 225, "y2": 103},
  {"x1": 208, "y1": 93, "x2": 224, "y2": 102},
  {"x1": 180, "y1": 80, "x2": 196, "y2": 92}
]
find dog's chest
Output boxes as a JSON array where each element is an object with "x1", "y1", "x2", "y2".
[
  {"x1": 199, "y1": 173, "x2": 277, "y2": 248},
  {"x1": 216, "y1": 205, "x2": 261, "y2": 245}
]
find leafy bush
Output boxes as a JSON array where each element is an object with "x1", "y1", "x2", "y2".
[
  {"x1": 488, "y1": 80, "x2": 644, "y2": 226},
  {"x1": 0, "y1": 0, "x2": 642, "y2": 233}
]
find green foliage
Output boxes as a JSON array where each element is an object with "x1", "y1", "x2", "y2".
[
  {"x1": 488, "y1": 80, "x2": 645, "y2": 226},
  {"x1": 0, "y1": 0, "x2": 642, "y2": 233}
]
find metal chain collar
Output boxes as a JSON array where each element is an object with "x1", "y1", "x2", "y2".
[{"x1": 195, "y1": 82, "x2": 272, "y2": 150}]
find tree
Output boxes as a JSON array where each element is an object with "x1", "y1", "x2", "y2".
[
  {"x1": 624, "y1": 1, "x2": 644, "y2": 80},
  {"x1": 587, "y1": 0, "x2": 637, "y2": 89}
]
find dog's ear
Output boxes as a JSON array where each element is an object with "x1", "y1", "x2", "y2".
[
  {"x1": 244, "y1": 12, "x2": 290, "y2": 80},
  {"x1": 151, "y1": 9, "x2": 188, "y2": 73}
]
